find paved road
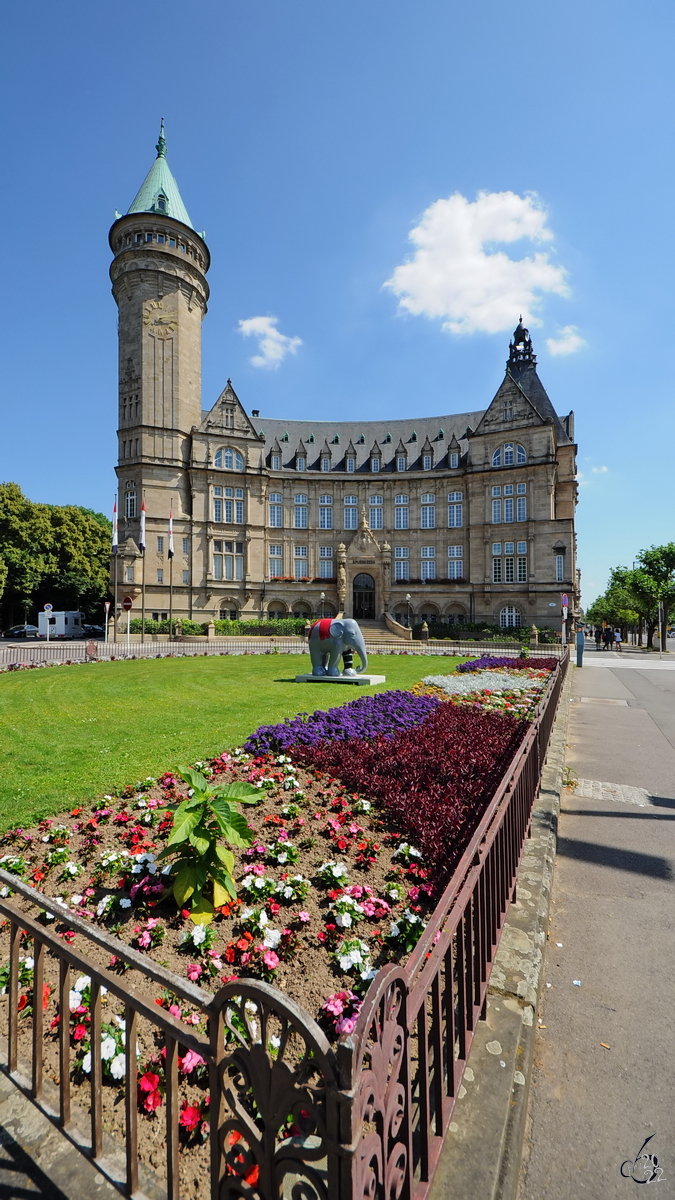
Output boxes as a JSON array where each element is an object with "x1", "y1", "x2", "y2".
[{"x1": 519, "y1": 648, "x2": 675, "y2": 1198}]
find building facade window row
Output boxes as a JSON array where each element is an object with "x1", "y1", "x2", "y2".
[{"x1": 268, "y1": 492, "x2": 466, "y2": 530}]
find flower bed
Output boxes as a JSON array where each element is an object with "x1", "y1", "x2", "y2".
[
  {"x1": 457, "y1": 654, "x2": 559, "y2": 673},
  {"x1": 0, "y1": 660, "x2": 559, "y2": 1192}
]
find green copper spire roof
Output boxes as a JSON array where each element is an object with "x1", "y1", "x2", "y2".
[{"x1": 126, "y1": 120, "x2": 194, "y2": 229}]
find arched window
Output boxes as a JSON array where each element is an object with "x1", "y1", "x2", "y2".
[
  {"x1": 157, "y1": 195, "x2": 167, "y2": 212},
  {"x1": 504, "y1": 443, "x2": 514, "y2": 465},
  {"x1": 492, "y1": 447, "x2": 502, "y2": 467},
  {"x1": 517, "y1": 444, "x2": 527, "y2": 464},
  {"x1": 499, "y1": 606, "x2": 521, "y2": 628},
  {"x1": 215, "y1": 447, "x2": 244, "y2": 471}
]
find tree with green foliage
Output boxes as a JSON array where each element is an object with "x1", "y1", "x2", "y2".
[
  {"x1": 0, "y1": 482, "x2": 112, "y2": 627},
  {"x1": 587, "y1": 545, "x2": 675, "y2": 648}
]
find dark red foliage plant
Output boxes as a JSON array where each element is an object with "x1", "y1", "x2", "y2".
[{"x1": 293, "y1": 704, "x2": 527, "y2": 886}]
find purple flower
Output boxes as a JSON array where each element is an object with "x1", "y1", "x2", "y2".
[{"x1": 244, "y1": 691, "x2": 441, "y2": 755}]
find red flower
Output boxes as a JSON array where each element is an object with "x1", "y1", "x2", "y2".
[
  {"x1": 244, "y1": 1165, "x2": 260, "y2": 1186},
  {"x1": 50, "y1": 1015, "x2": 60, "y2": 1029},
  {"x1": 142, "y1": 1087, "x2": 163, "y2": 1112},
  {"x1": 42, "y1": 983, "x2": 51, "y2": 1011},
  {"x1": 73, "y1": 1023, "x2": 87, "y2": 1041},
  {"x1": 17, "y1": 995, "x2": 28, "y2": 1012},
  {"x1": 179, "y1": 1101, "x2": 201, "y2": 1131},
  {"x1": 139, "y1": 1071, "x2": 161, "y2": 1093}
]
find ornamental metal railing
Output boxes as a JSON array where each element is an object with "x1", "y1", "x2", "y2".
[{"x1": 0, "y1": 654, "x2": 566, "y2": 1200}]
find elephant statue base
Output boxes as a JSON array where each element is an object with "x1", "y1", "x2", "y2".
[{"x1": 296, "y1": 617, "x2": 386, "y2": 685}]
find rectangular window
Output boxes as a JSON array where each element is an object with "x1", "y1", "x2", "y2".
[
  {"x1": 294, "y1": 547, "x2": 308, "y2": 579},
  {"x1": 504, "y1": 443, "x2": 514, "y2": 465},
  {"x1": 504, "y1": 541, "x2": 514, "y2": 554},
  {"x1": 448, "y1": 504, "x2": 463, "y2": 527},
  {"x1": 272, "y1": 454, "x2": 280, "y2": 470},
  {"x1": 555, "y1": 554, "x2": 564, "y2": 583},
  {"x1": 182, "y1": 537, "x2": 189, "y2": 554},
  {"x1": 395, "y1": 546, "x2": 409, "y2": 580},
  {"x1": 269, "y1": 544, "x2": 283, "y2": 578},
  {"x1": 157, "y1": 536, "x2": 164, "y2": 553},
  {"x1": 369, "y1": 506, "x2": 383, "y2": 530},
  {"x1": 346, "y1": 457, "x2": 355, "y2": 473},
  {"x1": 145, "y1": 232, "x2": 153, "y2": 242},
  {"x1": 319, "y1": 495, "x2": 333, "y2": 530},
  {"x1": 319, "y1": 545, "x2": 333, "y2": 578},
  {"x1": 504, "y1": 498, "x2": 514, "y2": 523},
  {"x1": 397, "y1": 456, "x2": 406, "y2": 472},
  {"x1": 235, "y1": 543, "x2": 244, "y2": 581},
  {"x1": 182, "y1": 570, "x2": 189, "y2": 584},
  {"x1": 492, "y1": 486, "x2": 502, "y2": 497},
  {"x1": 517, "y1": 556, "x2": 528, "y2": 582},
  {"x1": 517, "y1": 483, "x2": 526, "y2": 495},
  {"x1": 214, "y1": 498, "x2": 223, "y2": 523},
  {"x1": 448, "y1": 545, "x2": 463, "y2": 557},
  {"x1": 504, "y1": 484, "x2": 514, "y2": 496},
  {"x1": 235, "y1": 500, "x2": 244, "y2": 524},
  {"x1": 493, "y1": 543, "x2": 502, "y2": 556},
  {"x1": 125, "y1": 566, "x2": 134, "y2": 583},
  {"x1": 421, "y1": 547, "x2": 435, "y2": 580},
  {"x1": 321, "y1": 457, "x2": 330, "y2": 472},
  {"x1": 344, "y1": 496, "x2": 358, "y2": 529},
  {"x1": 269, "y1": 491, "x2": 283, "y2": 527},
  {"x1": 516, "y1": 496, "x2": 527, "y2": 522},
  {"x1": 294, "y1": 502, "x2": 308, "y2": 529},
  {"x1": 157, "y1": 569, "x2": 164, "y2": 584},
  {"x1": 395, "y1": 503, "x2": 409, "y2": 529},
  {"x1": 423, "y1": 454, "x2": 432, "y2": 471},
  {"x1": 125, "y1": 491, "x2": 136, "y2": 519},
  {"x1": 448, "y1": 559, "x2": 462, "y2": 579},
  {"x1": 371, "y1": 457, "x2": 380, "y2": 472},
  {"x1": 517, "y1": 541, "x2": 527, "y2": 554},
  {"x1": 450, "y1": 452, "x2": 459, "y2": 469},
  {"x1": 493, "y1": 558, "x2": 502, "y2": 583},
  {"x1": 492, "y1": 499, "x2": 502, "y2": 524},
  {"x1": 504, "y1": 557, "x2": 514, "y2": 583},
  {"x1": 296, "y1": 456, "x2": 306, "y2": 471}
]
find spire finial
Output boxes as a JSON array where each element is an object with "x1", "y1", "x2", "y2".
[{"x1": 156, "y1": 118, "x2": 167, "y2": 159}]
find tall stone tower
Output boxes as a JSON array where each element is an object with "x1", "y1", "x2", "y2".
[{"x1": 108, "y1": 121, "x2": 209, "y2": 576}]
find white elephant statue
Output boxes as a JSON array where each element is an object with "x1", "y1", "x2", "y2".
[{"x1": 308, "y1": 618, "x2": 368, "y2": 676}]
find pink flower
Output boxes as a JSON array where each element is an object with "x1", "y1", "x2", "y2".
[
  {"x1": 263, "y1": 950, "x2": 280, "y2": 970},
  {"x1": 138, "y1": 932, "x2": 152, "y2": 948},
  {"x1": 169, "y1": 1004, "x2": 182, "y2": 1019},
  {"x1": 298, "y1": 911, "x2": 311, "y2": 924},
  {"x1": 73, "y1": 1023, "x2": 87, "y2": 1041},
  {"x1": 146, "y1": 918, "x2": 160, "y2": 930},
  {"x1": 180, "y1": 1049, "x2": 205, "y2": 1074},
  {"x1": 349, "y1": 824, "x2": 360, "y2": 835},
  {"x1": 184, "y1": 1012, "x2": 201, "y2": 1025},
  {"x1": 186, "y1": 964, "x2": 202, "y2": 982},
  {"x1": 179, "y1": 1102, "x2": 201, "y2": 1131},
  {"x1": 251, "y1": 864, "x2": 265, "y2": 876},
  {"x1": 241, "y1": 952, "x2": 251, "y2": 965},
  {"x1": 323, "y1": 998, "x2": 344, "y2": 1016},
  {"x1": 335, "y1": 1016, "x2": 356, "y2": 1035},
  {"x1": 408, "y1": 886, "x2": 420, "y2": 901}
]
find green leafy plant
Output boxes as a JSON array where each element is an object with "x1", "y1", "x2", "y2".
[{"x1": 158, "y1": 767, "x2": 259, "y2": 924}]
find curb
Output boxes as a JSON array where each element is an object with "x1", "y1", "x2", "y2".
[{"x1": 430, "y1": 667, "x2": 572, "y2": 1200}]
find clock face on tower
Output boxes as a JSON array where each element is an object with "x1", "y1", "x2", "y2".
[{"x1": 143, "y1": 299, "x2": 177, "y2": 339}]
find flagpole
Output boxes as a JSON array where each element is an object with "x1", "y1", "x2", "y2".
[
  {"x1": 168, "y1": 501, "x2": 174, "y2": 641},
  {"x1": 112, "y1": 496, "x2": 118, "y2": 645},
  {"x1": 140, "y1": 497, "x2": 146, "y2": 645}
]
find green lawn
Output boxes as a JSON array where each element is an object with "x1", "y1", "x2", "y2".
[{"x1": 0, "y1": 654, "x2": 463, "y2": 828}]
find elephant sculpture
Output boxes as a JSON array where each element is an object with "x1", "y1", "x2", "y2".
[{"x1": 308, "y1": 618, "x2": 368, "y2": 676}]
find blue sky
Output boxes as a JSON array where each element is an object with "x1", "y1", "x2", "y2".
[{"x1": 0, "y1": 0, "x2": 672, "y2": 604}]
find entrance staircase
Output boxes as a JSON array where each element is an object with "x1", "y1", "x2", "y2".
[{"x1": 357, "y1": 618, "x2": 408, "y2": 643}]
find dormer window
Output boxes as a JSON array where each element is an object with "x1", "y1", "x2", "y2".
[
  {"x1": 282, "y1": 432, "x2": 289, "y2": 442},
  {"x1": 271, "y1": 454, "x2": 280, "y2": 471},
  {"x1": 397, "y1": 455, "x2": 406, "y2": 472},
  {"x1": 383, "y1": 433, "x2": 392, "y2": 444},
  {"x1": 332, "y1": 434, "x2": 340, "y2": 444},
  {"x1": 371, "y1": 457, "x2": 380, "y2": 473},
  {"x1": 410, "y1": 432, "x2": 417, "y2": 442},
  {"x1": 296, "y1": 455, "x2": 306, "y2": 472},
  {"x1": 357, "y1": 434, "x2": 365, "y2": 444},
  {"x1": 450, "y1": 452, "x2": 459, "y2": 469},
  {"x1": 321, "y1": 456, "x2": 331, "y2": 472},
  {"x1": 157, "y1": 195, "x2": 167, "y2": 212},
  {"x1": 423, "y1": 454, "x2": 432, "y2": 471},
  {"x1": 307, "y1": 434, "x2": 315, "y2": 443},
  {"x1": 346, "y1": 456, "x2": 355, "y2": 473}
]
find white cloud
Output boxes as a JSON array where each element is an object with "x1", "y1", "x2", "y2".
[
  {"x1": 592, "y1": 465, "x2": 609, "y2": 474},
  {"x1": 546, "y1": 325, "x2": 586, "y2": 356},
  {"x1": 384, "y1": 190, "x2": 569, "y2": 335},
  {"x1": 238, "y1": 316, "x2": 302, "y2": 369}
]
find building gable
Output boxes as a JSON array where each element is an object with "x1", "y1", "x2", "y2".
[{"x1": 199, "y1": 381, "x2": 262, "y2": 440}]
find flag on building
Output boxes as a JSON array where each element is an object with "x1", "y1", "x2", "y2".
[
  {"x1": 168, "y1": 508, "x2": 174, "y2": 559},
  {"x1": 139, "y1": 499, "x2": 146, "y2": 552},
  {"x1": 112, "y1": 499, "x2": 118, "y2": 555}
]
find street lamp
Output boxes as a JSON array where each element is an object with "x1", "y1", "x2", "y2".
[
  {"x1": 405, "y1": 592, "x2": 411, "y2": 629},
  {"x1": 320, "y1": 591, "x2": 325, "y2": 619}
]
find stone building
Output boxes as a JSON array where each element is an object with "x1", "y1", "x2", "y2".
[{"x1": 110, "y1": 126, "x2": 578, "y2": 632}]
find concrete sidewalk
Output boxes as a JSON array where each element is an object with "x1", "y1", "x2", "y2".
[{"x1": 518, "y1": 656, "x2": 675, "y2": 1199}]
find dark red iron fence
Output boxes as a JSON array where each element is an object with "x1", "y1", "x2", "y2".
[{"x1": 0, "y1": 652, "x2": 567, "y2": 1200}]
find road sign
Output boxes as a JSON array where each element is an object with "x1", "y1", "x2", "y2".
[
  {"x1": 44, "y1": 603, "x2": 53, "y2": 612},
  {"x1": 561, "y1": 593, "x2": 569, "y2": 608},
  {"x1": 122, "y1": 596, "x2": 133, "y2": 612}
]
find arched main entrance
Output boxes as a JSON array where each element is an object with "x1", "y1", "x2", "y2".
[{"x1": 353, "y1": 572, "x2": 375, "y2": 620}]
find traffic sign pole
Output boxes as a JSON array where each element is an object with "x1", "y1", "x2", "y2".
[
  {"x1": 44, "y1": 603, "x2": 53, "y2": 643},
  {"x1": 122, "y1": 596, "x2": 133, "y2": 650}
]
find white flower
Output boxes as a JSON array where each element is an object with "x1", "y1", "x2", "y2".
[
  {"x1": 269, "y1": 1035, "x2": 281, "y2": 1049},
  {"x1": 69, "y1": 990, "x2": 83, "y2": 1012},
  {"x1": 0, "y1": 888, "x2": 8, "y2": 899},
  {"x1": 390, "y1": 923, "x2": 400, "y2": 938},
  {"x1": 23, "y1": 957, "x2": 34, "y2": 970},
  {"x1": 81, "y1": 1052, "x2": 92, "y2": 1074},
  {"x1": 119, "y1": 898, "x2": 131, "y2": 909},
  {"x1": 241, "y1": 907, "x2": 253, "y2": 920},
  {"x1": 277, "y1": 853, "x2": 287, "y2": 864},
  {"x1": 338, "y1": 955, "x2": 353, "y2": 971},
  {"x1": 258, "y1": 911, "x2": 269, "y2": 928},
  {"x1": 192, "y1": 925, "x2": 207, "y2": 946},
  {"x1": 112, "y1": 1015, "x2": 126, "y2": 1030},
  {"x1": 334, "y1": 864, "x2": 347, "y2": 877},
  {"x1": 335, "y1": 913, "x2": 352, "y2": 928},
  {"x1": 146, "y1": 862, "x2": 157, "y2": 874},
  {"x1": 109, "y1": 1053, "x2": 126, "y2": 1080},
  {"x1": 41, "y1": 836, "x2": 50, "y2": 843},
  {"x1": 263, "y1": 929, "x2": 282, "y2": 949},
  {"x1": 137, "y1": 798, "x2": 147, "y2": 808},
  {"x1": 254, "y1": 879, "x2": 265, "y2": 891},
  {"x1": 74, "y1": 975, "x2": 90, "y2": 993},
  {"x1": 45, "y1": 911, "x2": 55, "y2": 921},
  {"x1": 282, "y1": 887, "x2": 293, "y2": 899},
  {"x1": 131, "y1": 863, "x2": 142, "y2": 875},
  {"x1": 97, "y1": 896, "x2": 114, "y2": 917},
  {"x1": 70, "y1": 894, "x2": 83, "y2": 906},
  {"x1": 242, "y1": 875, "x2": 254, "y2": 888},
  {"x1": 100, "y1": 1036, "x2": 117, "y2": 1060}
]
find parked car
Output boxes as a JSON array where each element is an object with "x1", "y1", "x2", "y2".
[
  {"x1": 82, "y1": 625, "x2": 104, "y2": 637},
  {"x1": 2, "y1": 624, "x2": 40, "y2": 639}
]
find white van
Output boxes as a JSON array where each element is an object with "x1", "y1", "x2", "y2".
[{"x1": 37, "y1": 611, "x2": 85, "y2": 640}]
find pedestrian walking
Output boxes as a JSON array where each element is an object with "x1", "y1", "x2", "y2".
[
  {"x1": 615, "y1": 629, "x2": 622, "y2": 652},
  {"x1": 603, "y1": 627, "x2": 614, "y2": 651},
  {"x1": 595, "y1": 627, "x2": 603, "y2": 649}
]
